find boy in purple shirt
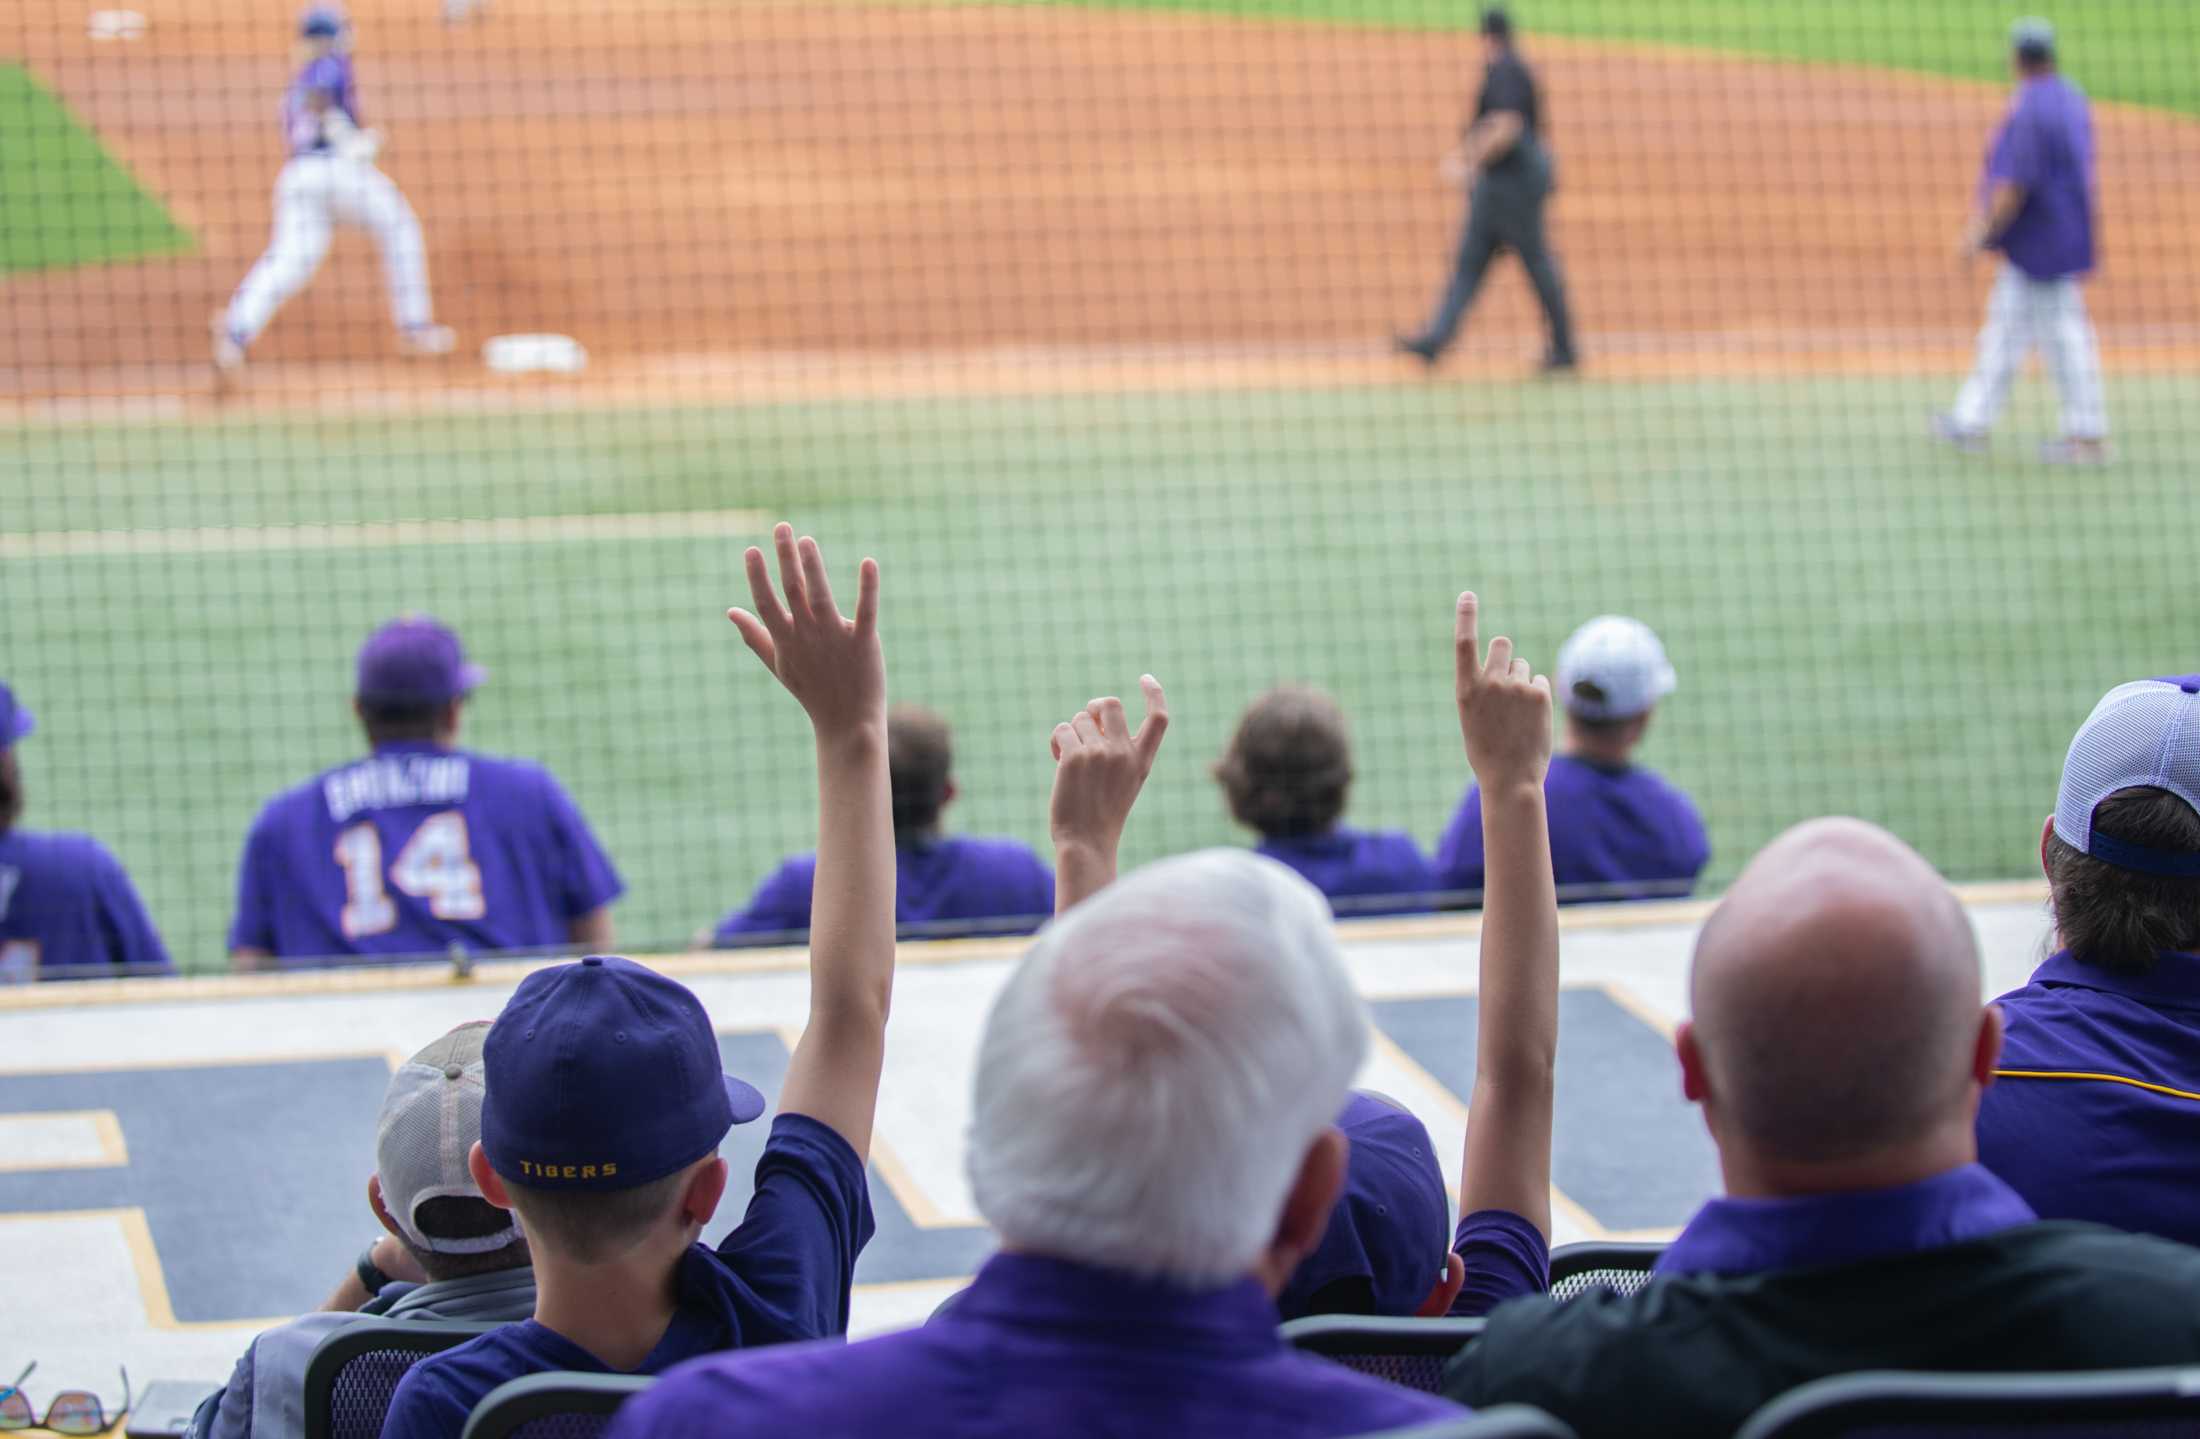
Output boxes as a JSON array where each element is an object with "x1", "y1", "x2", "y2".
[
  {"x1": 615, "y1": 592, "x2": 1562, "y2": 1439},
  {"x1": 1438, "y1": 615, "x2": 1707, "y2": 904},
  {"x1": 1213, "y1": 685, "x2": 1435, "y2": 917},
  {"x1": 1978, "y1": 677, "x2": 2200, "y2": 1246},
  {"x1": 379, "y1": 528, "x2": 896, "y2": 1439},
  {"x1": 712, "y1": 704, "x2": 1050, "y2": 944},
  {"x1": 1937, "y1": 19, "x2": 2108, "y2": 464},
  {"x1": 0, "y1": 681, "x2": 172, "y2": 981},
  {"x1": 229, "y1": 617, "x2": 622, "y2": 967}
]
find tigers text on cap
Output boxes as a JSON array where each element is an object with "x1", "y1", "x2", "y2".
[
  {"x1": 0, "y1": 683, "x2": 32, "y2": 750},
  {"x1": 1275, "y1": 1092, "x2": 1452, "y2": 1320},
  {"x1": 377, "y1": 1021, "x2": 521, "y2": 1255},
  {"x1": 479, "y1": 956, "x2": 767, "y2": 1192},
  {"x1": 1556, "y1": 616, "x2": 1677, "y2": 722},
  {"x1": 355, "y1": 616, "x2": 487, "y2": 707},
  {"x1": 2054, "y1": 677, "x2": 2200, "y2": 878}
]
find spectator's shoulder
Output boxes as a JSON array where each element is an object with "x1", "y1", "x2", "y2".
[
  {"x1": 619, "y1": 1332, "x2": 922, "y2": 1437},
  {"x1": 379, "y1": 1344, "x2": 481, "y2": 1439},
  {"x1": 955, "y1": 834, "x2": 1049, "y2": 870},
  {"x1": 1449, "y1": 1286, "x2": 1658, "y2": 1409}
]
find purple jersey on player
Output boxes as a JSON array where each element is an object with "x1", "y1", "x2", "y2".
[
  {"x1": 0, "y1": 829, "x2": 173, "y2": 980},
  {"x1": 229, "y1": 741, "x2": 623, "y2": 962},
  {"x1": 1980, "y1": 73, "x2": 2095, "y2": 281},
  {"x1": 713, "y1": 835, "x2": 1052, "y2": 945},
  {"x1": 282, "y1": 52, "x2": 359, "y2": 157},
  {"x1": 1437, "y1": 754, "x2": 1709, "y2": 905}
]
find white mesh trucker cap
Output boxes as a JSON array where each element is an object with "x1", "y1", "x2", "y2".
[{"x1": 377, "y1": 1021, "x2": 521, "y2": 1255}]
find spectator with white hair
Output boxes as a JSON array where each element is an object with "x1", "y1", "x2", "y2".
[
  {"x1": 1436, "y1": 614, "x2": 1707, "y2": 904},
  {"x1": 1443, "y1": 818, "x2": 2200, "y2": 1439},
  {"x1": 611, "y1": 591, "x2": 1563, "y2": 1437},
  {"x1": 1977, "y1": 675, "x2": 2200, "y2": 1245}
]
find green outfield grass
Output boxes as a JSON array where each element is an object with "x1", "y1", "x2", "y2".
[
  {"x1": 4, "y1": 373, "x2": 2195, "y2": 971},
  {"x1": 991, "y1": 0, "x2": 2200, "y2": 115},
  {"x1": 0, "y1": 62, "x2": 191, "y2": 274}
]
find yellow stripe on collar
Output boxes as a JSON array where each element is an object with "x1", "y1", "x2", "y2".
[{"x1": 1994, "y1": 1069, "x2": 2200, "y2": 1103}]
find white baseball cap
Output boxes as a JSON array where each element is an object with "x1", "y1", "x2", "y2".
[
  {"x1": 377, "y1": 1021, "x2": 521, "y2": 1255},
  {"x1": 2054, "y1": 676, "x2": 2200, "y2": 876},
  {"x1": 1555, "y1": 616, "x2": 1677, "y2": 722}
]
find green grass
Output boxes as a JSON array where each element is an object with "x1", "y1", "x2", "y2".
[
  {"x1": 979, "y1": 0, "x2": 2200, "y2": 115},
  {"x1": 4, "y1": 374, "x2": 2197, "y2": 971},
  {"x1": 0, "y1": 61, "x2": 192, "y2": 274}
]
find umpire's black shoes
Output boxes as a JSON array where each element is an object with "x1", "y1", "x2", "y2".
[{"x1": 1394, "y1": 333, "x2": 1442, "y2": 368}]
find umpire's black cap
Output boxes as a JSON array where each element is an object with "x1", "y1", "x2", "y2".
[{"x1": 1480, "y1": 6, "x2": 1514, "y2": 40}]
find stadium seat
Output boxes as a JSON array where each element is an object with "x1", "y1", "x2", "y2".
[
  {"x1": 1347, "y1": 1406, "x2": 1578, "y2": 1438},
  {"x1": 1732, "y1": 1366, "x2": 2200, "y2": 1438},
  {"x1": 1546, "y1": 1239, "x2": 1666, "y2": 1302},
  {"x1": 460, "y1": 1372, "x2": 656, "y2": 1439},
  {"x1": 301, "y1": 1319, "x2": 501, "y2": 1439},
  {"x1": 1283, "y1": 1314, "x2": 1486, "y2": 1392}
]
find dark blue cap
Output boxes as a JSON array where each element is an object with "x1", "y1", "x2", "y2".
[
  {"x1": 300, "y1": 6, "x2": 345, "y2": 37},
  {"x1": 480, "y1": 956, "x2": 767, "y2": 1192},
  {"x1": 1276, "y1": 1092, "x2": 1453, "y2": 1320},
  {"x1": 0, "y1": 683, "x2": 32, "y2": 750}
]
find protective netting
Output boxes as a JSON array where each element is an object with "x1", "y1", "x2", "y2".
[{"x1": 4, "y1": 1, "x2": 2197, "y2": 972}]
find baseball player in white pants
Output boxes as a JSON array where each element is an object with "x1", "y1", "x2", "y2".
[
  {"x1": 214, "y1": 6, "x2": 452, "y2": 387},
  {"x1": 1935, "y1": 19, "x2": 2107, "y2": 465}
]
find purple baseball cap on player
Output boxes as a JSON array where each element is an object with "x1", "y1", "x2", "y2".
[
  {"x1": 356, "y1": 616, "x2": 487, "y2": 707},
  {"x1": 300, "y1": 5, "x2": 346, "y2": 38},
  {"x1": 0, "y1": 682, "x2": 32, "y2": 749},
  {"x1": 479, "y1": 956, "x2": 768, "y2": 1192},
  {"x1": 2054, "y1": 676, "x2": 2200, "y2": 878},
  {"x1": 1275, "y1": 1091, "x2": 1453, "y2": 1320}
]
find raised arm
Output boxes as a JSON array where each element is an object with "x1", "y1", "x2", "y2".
[
  {"x1": 1048, "y1": 675, "x2": 1168, "y2": 914},
  {"x1": 1453, "y1": 592, "x2": 1559, "y2": 1238},
  {"x1": 728, "y1": 525, "x2": 894, "y2": 1157}
]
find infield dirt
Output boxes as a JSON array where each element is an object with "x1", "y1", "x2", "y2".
[{"x1": 8, "y1": 0, "x2": 2200, "y2": 409}]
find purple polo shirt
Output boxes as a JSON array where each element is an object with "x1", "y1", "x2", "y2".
[
  {"x1": 1436, "y1": 755, "x2": 1708, "y2": 905},
  {"x1": 1256, "y1": 827, "x2": 1437, "y2": 918},
  {"x1": 230, "y1": 741, "x2": 623, "y2": 962},
  {"x1": 712, "y1": 835, "x2": 1052, "y2": 945},
  {"x1": 609, "y1": 1252, "x2": 1468, "y2": 1439},
  {"x1": 381, "y1": 1115, "x2": 872, "y2": 1439},
  {"x1": 1654, "y1": 1164, "x2": 2037, "y2": 1278},
  {"x1": 0, "y1": 829, "x2": 173, "y2": 980},
  {"x1": 1980, "y1": 73, "x2": 2095, "y2": 280},
  {"x1": 1977, "y1": 949, "x2": 2200, "y2": 1247}
]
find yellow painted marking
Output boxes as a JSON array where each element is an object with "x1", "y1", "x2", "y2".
[
  {"x1": 1995, "y1": 1069, "x2": 2200, "y2": 1103},
  {"x1": 0, "y1": 1109, "x2": 129, "y2": 1173},
  {"x1": 0, "y1": 1208, "x2": 286, "y2": 1333}
]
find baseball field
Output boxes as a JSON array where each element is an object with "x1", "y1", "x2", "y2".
[{"x1": 4, "y1": 0, "x2": 2198, "y2": 971}]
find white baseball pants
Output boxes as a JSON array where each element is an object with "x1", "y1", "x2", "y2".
[
  {"x1": 1950, "y1": 262, "x2": 2107, "y2": 440},
  {"x1": 223, "y1": 155, "x2": 436, "y2": 345}
]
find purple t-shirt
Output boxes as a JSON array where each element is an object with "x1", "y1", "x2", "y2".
[
  {"x1": 712, "y1": 835, "x2": 1051, "y2": 945},
  {"x1": 229, "y1": 741, "x2": 622, "y2": 962},
  {"x1": 0, "y1": 829, "x2": 172, "y2": 980},
  {"x1": 1977, "y1": 950, "x2": 2200, "y2": 1247},
  {"x1": 282, "y1": 53, "x2": 358, "y2": 157},
  {"x1": 1256, "y1": 827, "x2": 1436, "y2": 918},
  {"x1": 381, "y1": 1115, "x2": 873, "y2": 1439},
  {"x1": 1980, "y1": 73, "x2": 2095, "y2": 281},
  {"x1": 608, "y1": 1252, "x2": 1468, "y2": 1439},
  {"x1": 1436, "y1": 755, "x2": 1708, "y2": 905}
]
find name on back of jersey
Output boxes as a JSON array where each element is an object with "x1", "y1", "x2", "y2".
[{"x1": 323, "y1": 754, "x2": 471, "y2": 822}]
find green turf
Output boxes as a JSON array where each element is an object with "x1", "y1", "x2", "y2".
[
  {"x1": 0, "y1": 61, "x2": 192, "y2": 274},
  {"x1": 975, "y1": 0, "x2": 2200, "y2": 115},
  {"x1": 4, "y1": 374, "x2": 2196, "y2": 971}
]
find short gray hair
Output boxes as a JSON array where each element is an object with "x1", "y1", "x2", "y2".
[{"x1": 967, "y1": 850, "x2": 1369, "y2": 1284}]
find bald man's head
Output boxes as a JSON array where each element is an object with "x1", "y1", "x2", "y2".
[{"x1": 1686, "y1": 819, "x2": 1987, "y2": 1169}]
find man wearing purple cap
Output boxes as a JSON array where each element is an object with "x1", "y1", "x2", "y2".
[
  {"x1": 0, "y1": 681, "x2": 172, "y2": 980},
  {"x1": 228, "y1": 617, "x2": 622, "y2": 967},
  {"x1": 381, "y1": 528, "x2": 895, "y2": 1439},
  {"x1": 1977, "y1": 676, "x2": 2200, "y2": 1245}
]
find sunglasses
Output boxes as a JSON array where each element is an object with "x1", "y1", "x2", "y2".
[{"x1": 0, "y1": 1363, "x2": 130, "y2": 1435}]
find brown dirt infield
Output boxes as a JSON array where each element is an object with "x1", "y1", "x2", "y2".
[{"x1": 7, "y1": 0, "x2": 2200, "y2": 411}]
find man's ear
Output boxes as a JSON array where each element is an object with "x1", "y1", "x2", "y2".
[
  {"x1": 468, "y1": 1141, "x2": 514, "y2": 1210},
  {"x1": 1676, "y1": 1019, "x2": 1710, "y2": 1104},
  {"x1": 2039, "y1": 815, "x2": 2056, "y2": 879},
  {"x1": 1414, "y1": 1251, "x2": 1468, "y2": 1318},
  {"x1": 680, "y1": 1157, "x2": 731, "y2": 1229},
  {"x1": 942, "y1": 778, "x2": 959, "y2": 809},
  {"x1": 1254, "y1": 1127, "x2": 1349, "y2": 1297},
  {"x1": 368, "y1": 1173, "x2": 405, "y2": 1240},
  {"x1": 1974, "y1": 1004, "x2": 2006, "y2": 1088}
]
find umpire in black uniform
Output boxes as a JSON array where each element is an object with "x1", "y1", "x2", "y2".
[{"x1": 1399, "y1": 7, "x2": 1578, "y2": 372}]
